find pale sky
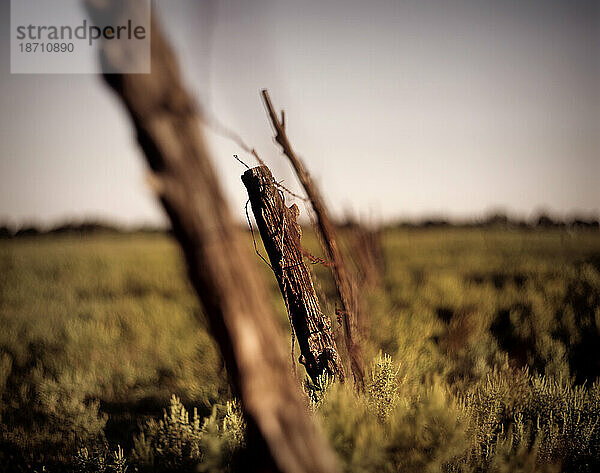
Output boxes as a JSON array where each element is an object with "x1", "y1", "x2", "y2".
[{"x1": 0, "y1": 0, "x2": 598, "y2": 227}]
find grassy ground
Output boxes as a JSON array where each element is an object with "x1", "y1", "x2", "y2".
[{"x1": 1, "y1": 228, "x2": 599, "y2": 472}]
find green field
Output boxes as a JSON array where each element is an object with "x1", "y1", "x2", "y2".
[{"x1": 1, "y1": 229, "x2": 599, "y2": 472}]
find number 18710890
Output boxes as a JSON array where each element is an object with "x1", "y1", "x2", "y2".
[{"x1": 19, "y1": 42, "x2": 74, "y2": 53}]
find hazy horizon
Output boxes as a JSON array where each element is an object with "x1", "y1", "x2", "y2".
[{"x1": 1, "y1": 0, "x2": 598, "y2": 227}]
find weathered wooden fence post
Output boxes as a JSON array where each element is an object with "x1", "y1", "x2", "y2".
[{"x1": 242, "y1": 165, "x2": 345, "y2": 383}]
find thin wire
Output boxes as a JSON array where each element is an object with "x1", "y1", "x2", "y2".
[
  {"x1": 275, "y1": 179, "x2": 309, "y2": 202},
  {"x1": 233, "y1": 154, "x2": 249, "y2": 169},
  {"x1": 245, "y1": 199, "x2": 272, "y2": 270}
]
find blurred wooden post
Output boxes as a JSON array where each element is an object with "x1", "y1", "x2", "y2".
[
  {"x1": 85, "y1": 2, "x2": 341, "y2": 472},
  {"x1": 261, "y1": 89, "x2": 365, "y2": 386},
  {"x1": 242, "y1": 165, "x2": 345, "y2": 383}
]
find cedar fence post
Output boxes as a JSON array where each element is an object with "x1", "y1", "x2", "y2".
[{"x1": 242, "y1": 165, "x2": 345, "y2": 383}]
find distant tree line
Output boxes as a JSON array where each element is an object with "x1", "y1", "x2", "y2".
[
  {"x1": 351, "y1": 211, "x2": 600, "y2": 230},
  {"x1": 1, "y1": 212, "x2": 598, "y2": 239},
  {"x1": 0, "y1": 220, "x2": 169, "y2": 238}
]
